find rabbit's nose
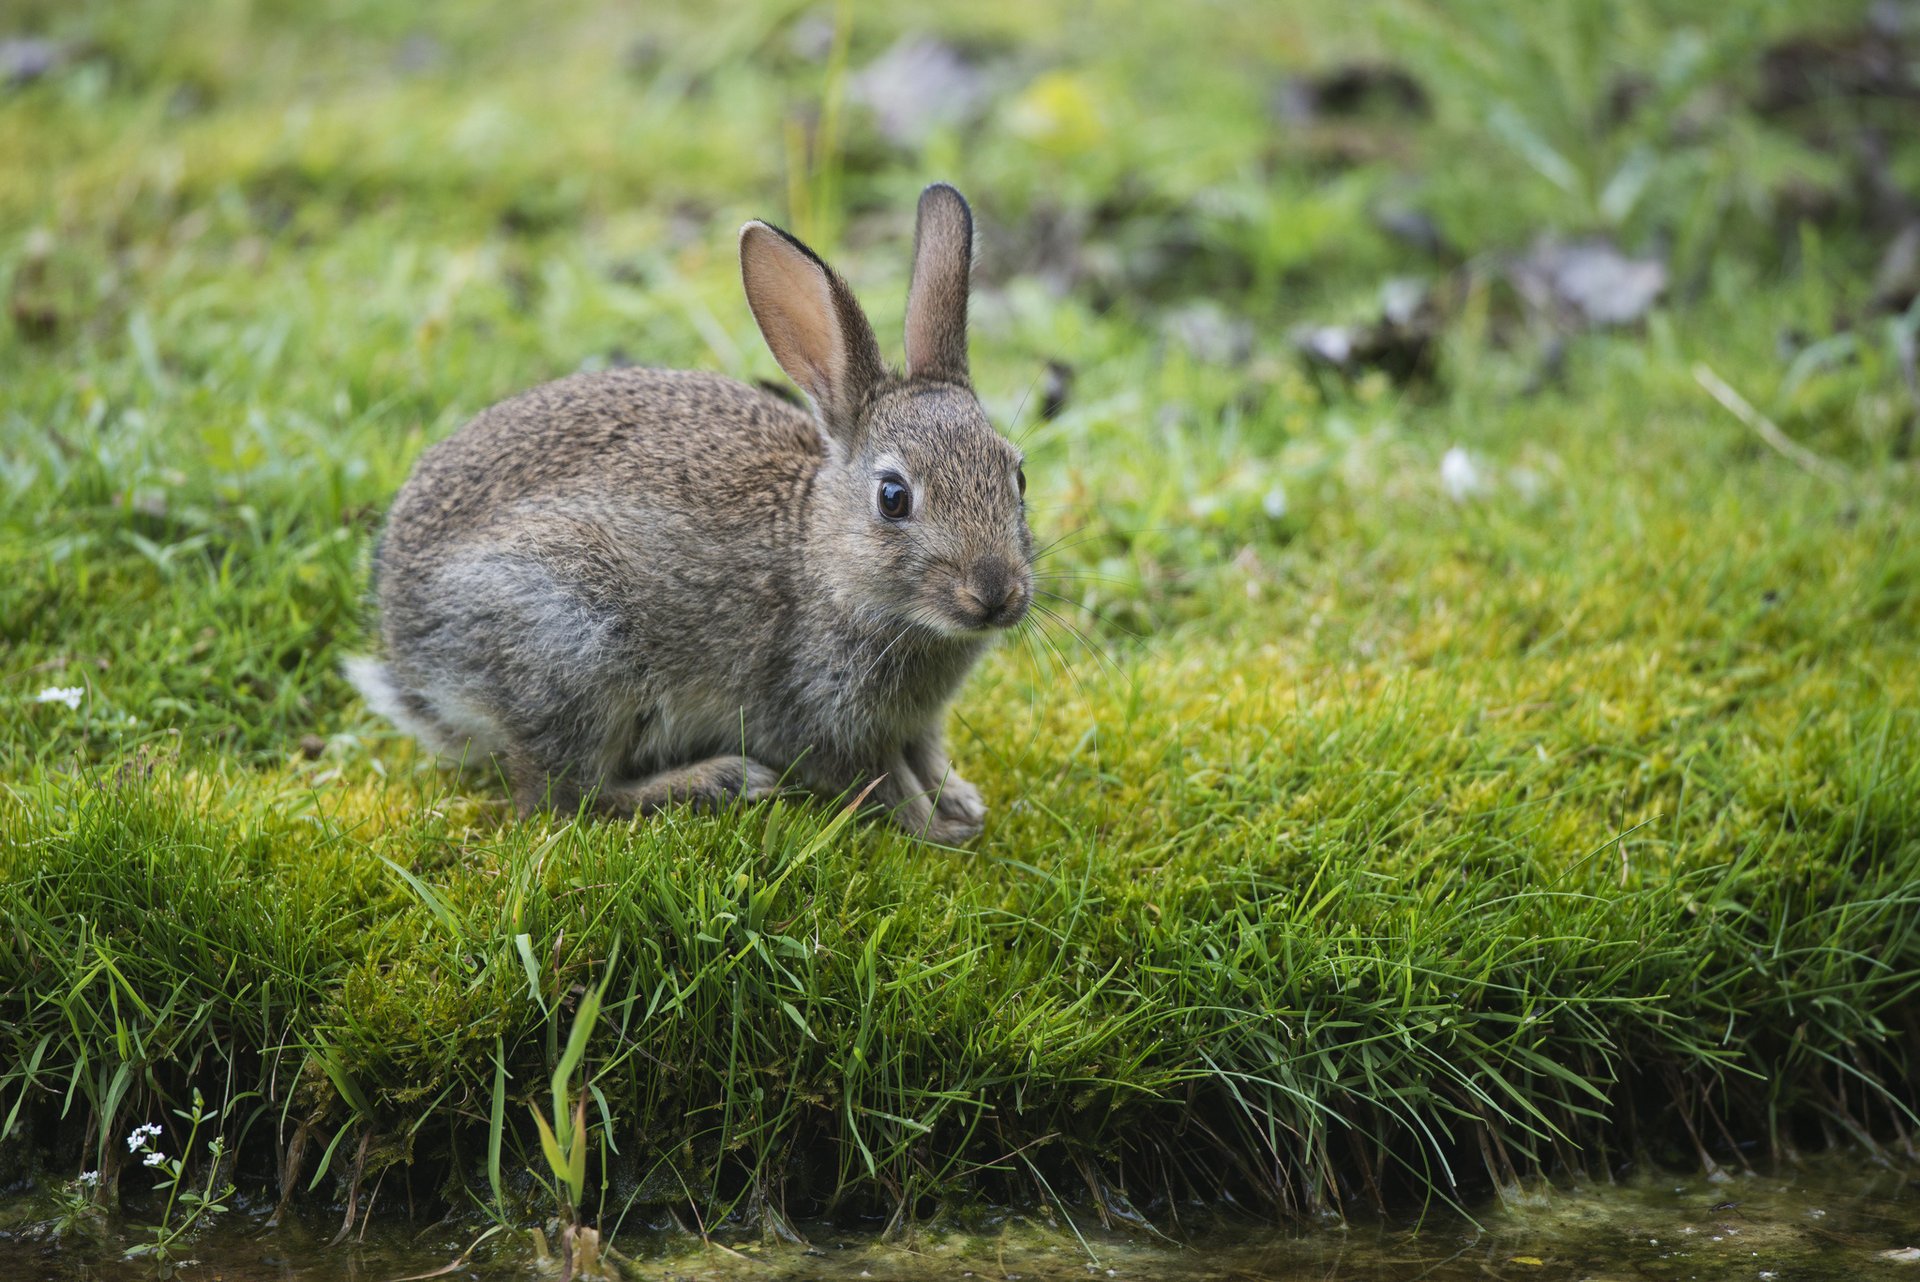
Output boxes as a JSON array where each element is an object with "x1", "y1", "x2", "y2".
[{"x1": 957, "y1": 565, "x2": 1029, "y2": 628}]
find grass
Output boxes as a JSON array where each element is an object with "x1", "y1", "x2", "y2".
[{"x1": 3, "y1": 0, "x2": 1919, "y2": 1253}]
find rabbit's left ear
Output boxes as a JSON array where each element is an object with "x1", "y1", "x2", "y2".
[
  {"x1": 903, "y1": 183, "x2": 973, "y2": 385},
  {"x1": 740, "y1": 219, "x2": 887, "y2": 436}
]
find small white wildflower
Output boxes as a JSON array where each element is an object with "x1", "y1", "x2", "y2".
[
  {"x1": 35, "y1": 686, "x2": 84, "y2": 710},
  {"x1": 76, "y1": 1170, "x2": 100, "y2": 1187},
  {"x1": 1261, "y1": 484, "x2": 1288, "y2": 520},
  {"x1": 143, "y1": 1150, "x2": 167, "y2": 1168},
  {"x1": 1440, "y1": 447, "x2": 1484, "y2": 502},
  {"x1": 126, "y1": 1122, "x2": 161, "y2": 1151}
]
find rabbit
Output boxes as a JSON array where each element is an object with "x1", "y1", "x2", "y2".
[{"x1": 345, "y1": 183, "x2": 1032, "y2": 844}]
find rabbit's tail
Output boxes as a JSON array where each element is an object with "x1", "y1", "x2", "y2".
[
  {"x1": 345, "y1": 654, "x2": 504, "y2": 759},
  {"x1": 346, "y1": 655, "x2": 440, "y2": 747},
  {"x1": 344, "y1": 654, "x2": 400, "y2": 717}
]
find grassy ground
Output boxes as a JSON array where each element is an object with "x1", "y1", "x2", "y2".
[{"x1": 4, "y1": 0, "x2": 1920, "y2": 1250}]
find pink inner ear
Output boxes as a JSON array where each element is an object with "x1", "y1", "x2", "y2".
[{"x1": 743, "y1": 229, "x2": 845, "y2": 407}]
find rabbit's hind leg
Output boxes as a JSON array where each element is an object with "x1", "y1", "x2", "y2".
[{"x1": 599, "y1": 756, "x2": 783, "y2": 818}]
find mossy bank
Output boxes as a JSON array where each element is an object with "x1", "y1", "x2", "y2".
[{"x1": 3, "y1": 0, "x2": 1919, "y2": 1245}]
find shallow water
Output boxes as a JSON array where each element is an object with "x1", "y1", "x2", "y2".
[{"x1": 4, "y1": 1156, "x2": 1918, "y2": 1281}]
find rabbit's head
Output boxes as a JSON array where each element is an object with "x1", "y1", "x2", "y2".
[{"x1": 741, "y1": 184, "x2": 1033, "y2": 637}]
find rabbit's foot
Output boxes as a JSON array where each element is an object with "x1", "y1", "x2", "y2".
[
  {"x1": 608, "y1": 756, "x2": 782, "y2": 817},
  {"x1": 904, "y1": 739, "x2": 986, "y2": 829},
  {"x1": 920, "y1": 808, "x2": 985, "y2": 846},
  {"x1": 862, "y1": 765, "x2": 980, "y2": 846},
  {"x1": 892, "y1": 782, "x2": 984, "y2": 846},
  {"x1": 929, "y1": 771, "x2": 985, "y2": 827}
]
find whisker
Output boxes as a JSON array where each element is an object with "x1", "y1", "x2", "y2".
[
  {"x1": 1013, "y1": 623, "x2": 1053, "y2": 750},
  {"x1": 1031, "y1": 523, "x2": 1188, "y2": 564},
  {"x1": 1032, "y1": 601, "x2": 1134, "y2": 694},
  {"x1": 1034, "y1": 588, "x2": 1146, "y2": 641},
  {"x1": 1033, "y1": 570, "x2": 1141, "y2": 591},
  {"x1": 1027, "y1": 610, "x2": 1098, "y2": 713},
  {"x1": 1017, "y1": 615, "x2": 1064, "y2": 678},
  {"x1": 1007, "y1": 618, "x2": 1069, "y2": 733},
  {"x1": 854, "y1": 623, "x2": 917, "y2": 693},
  {"x1": 1031, "y1": 525, "x2": 1101, "y2": 562},
  {"x1": 1003, "y1": 362, "x2": 1050, "y2": 444},
  {"x1": 1014, "y1": 619, "x2": 1065, "y2": 704}
]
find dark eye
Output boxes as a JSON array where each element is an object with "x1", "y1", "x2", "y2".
[
  {"x1": 878, "y1": 475, "x2": 912, "y2": 521},
  {"x1": 1016, "y1": 467, "x2": 1027, "y2": 498}
]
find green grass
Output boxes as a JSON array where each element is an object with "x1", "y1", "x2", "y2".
[{"x1": 4, "y1": 0, "x2": 1920, "y2": 1247}]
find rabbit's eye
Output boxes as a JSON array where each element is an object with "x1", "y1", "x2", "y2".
[
  {"x1": 878, "y1": 475, "x2": 912, "y2": 521},
  {"x1": 1016, "y1": 467, "x2": 1026, "y2": 498}
]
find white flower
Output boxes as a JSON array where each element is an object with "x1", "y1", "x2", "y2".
[
  {"x1": 1440, "y1": 447, "x2": 1485, "y2": 502},
  {"x1": 1261, "y1": 484, "x2": 1289, "y2": 520},
  {"x1": 143, "y1": 1150, "x2": 167, "y2": 1167},
  {"x1": 126, "y1": 1122, "x2": 162, "y2": 1151},
  {"x1": 76, "y1": 1171, "x2": 100, "y2": 1187},
  {"x1": 35, "y1": 686, "x2": 84, "y2": 710}
]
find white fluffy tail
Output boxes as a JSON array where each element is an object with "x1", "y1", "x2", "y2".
[
  {"x1": 343, "y1": 655, "x2": 499, "y2": 758},
  {"x1": 343, "y1": 655, "x2": 440, "y2": 750},
  {"x1": 344, "y1": 655, "x2": 404, "y2": 723}
]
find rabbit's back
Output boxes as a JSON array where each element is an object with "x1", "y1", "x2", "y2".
[
  {"x1": 380, "y1": 367, "x2": 822, "y2": 570},
  {"x1": 364, "y1": 368, "x2": 828, "y2": 775}
]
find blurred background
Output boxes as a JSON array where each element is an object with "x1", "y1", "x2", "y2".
[{"x1": 9, "y1": 0, "x2": 1917, "y2": 412}]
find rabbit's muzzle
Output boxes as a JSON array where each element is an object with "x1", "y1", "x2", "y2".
[{"x1": 950, "y1": 561, "x2": 1031, "y2": 631}]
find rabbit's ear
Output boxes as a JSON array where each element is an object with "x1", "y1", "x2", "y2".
[
  {"x1": 903, "y1": 183, "x2": 973, "y2": 385},
  {"x1": 740, "y1": 221, "x2": 886, "y2": 433}
]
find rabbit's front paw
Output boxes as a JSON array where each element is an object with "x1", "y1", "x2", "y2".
[
  {"x1": 931, "y1": 771, "x2": 985, "y2": 826},
  {"x1": 922, "y1": 809, "x2": 985, "y2": 846}
]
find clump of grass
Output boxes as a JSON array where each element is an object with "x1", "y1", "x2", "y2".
[{"x1": 3, "y1": 0, "x2": 1919, "y2": 1253}]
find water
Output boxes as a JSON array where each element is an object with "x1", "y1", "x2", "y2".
[{"x1": 4, "y1": 1157, "x2": 1917, "y2": 1280}]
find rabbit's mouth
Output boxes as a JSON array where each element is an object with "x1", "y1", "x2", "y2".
[{"x1": 943, "y1": 574, "x2": 1031, "y2": 633}]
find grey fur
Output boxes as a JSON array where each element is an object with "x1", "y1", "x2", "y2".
[{"x1": 347, "y1": 184, "x2": 1030, "y2": 844}]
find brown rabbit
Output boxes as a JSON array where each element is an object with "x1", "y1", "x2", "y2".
[{"x1": 346, "y1": 184, "x2": 1031, "y2": 843}]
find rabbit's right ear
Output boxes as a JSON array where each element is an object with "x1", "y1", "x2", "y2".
[
  {"x1": 740, "y1": 221, "x2": 886, "y2": 435},
  {"x1": 904, "y1": 183, "x2": 973, "y2": 385}
]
